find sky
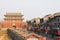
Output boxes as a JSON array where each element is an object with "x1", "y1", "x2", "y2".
[{"x1": 0, "y1": 0, "x2": 60, "y2": 21}]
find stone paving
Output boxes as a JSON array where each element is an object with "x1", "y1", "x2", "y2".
[{"x1": 0, "y1": 29, "x2": 12, "y2": 40}]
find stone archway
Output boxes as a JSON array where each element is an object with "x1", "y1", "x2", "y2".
[{"x1": 12, "y1": 23, "x2": 16, "y2": 29}]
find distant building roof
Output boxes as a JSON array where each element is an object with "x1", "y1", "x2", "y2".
[
  {"x1": 4, "y1": 12, "x2": 23, "y2": 17},
  {"x1": 4, "y1": 12, "x2": 24, "y2": 20}
]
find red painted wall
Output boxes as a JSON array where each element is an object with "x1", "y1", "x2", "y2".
[{"x1": 0, "y1": 20, "x2": 27, "y2": 28}]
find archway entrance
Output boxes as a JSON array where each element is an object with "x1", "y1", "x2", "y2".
[{"x1": 12, "y1": 23, "x2": 16, "y2": 29}]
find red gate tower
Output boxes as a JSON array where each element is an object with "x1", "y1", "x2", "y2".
[{"x1": 4, "y1": 12, "x2": 24, "y2": 28}]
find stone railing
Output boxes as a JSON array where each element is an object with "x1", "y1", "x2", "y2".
[{"x1": 7, "y1": 29, "x2": 25, "y2": 40}]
